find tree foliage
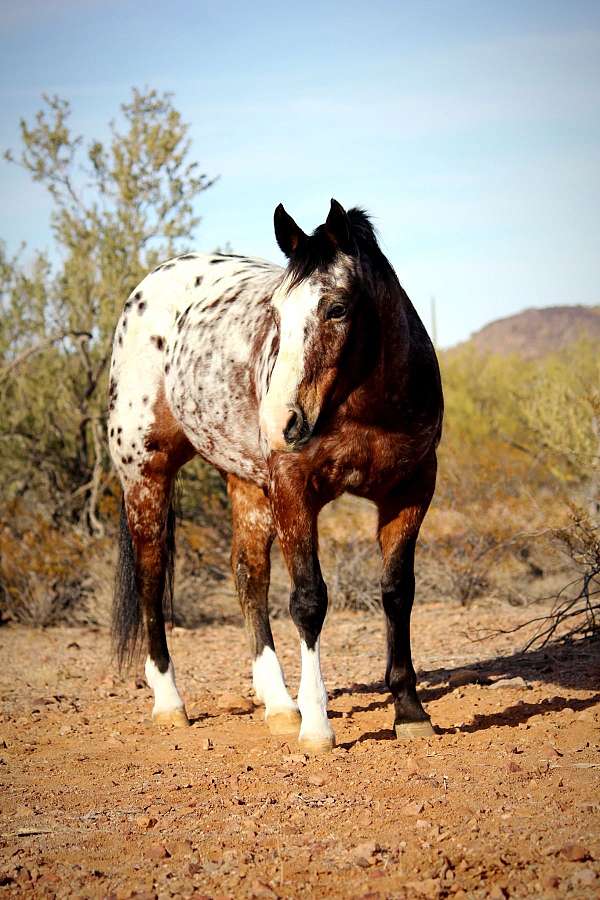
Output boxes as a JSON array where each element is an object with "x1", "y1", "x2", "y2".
[{"x1": 1, "y1": 89, "x2": 216, "y2": 532}]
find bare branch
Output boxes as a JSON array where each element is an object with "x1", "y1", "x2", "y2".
[{"x1": 0, "y1": 330, "x2": 92, "y2": 386}]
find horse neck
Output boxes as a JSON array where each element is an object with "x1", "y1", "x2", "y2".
[{"x1": 373, "y1": 277, "x2": 411, "y2": 387}]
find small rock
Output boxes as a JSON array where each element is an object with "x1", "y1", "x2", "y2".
[
  {"x1": 201, "y1": 738, "x2": 213, "y2": 751},
  {"x1": 286, "y1": 753, "x2": 307, "y2": 765},
  {"x1": 488, "y1": 886, "x2": 507, "y2": 899},
  {"x1": 146, "y1": 843, "x2": 170, "y2": 860},
  {"x1": 217, "y1": 693, "x2": 254, "y2": 714},
  {"x1": 540, "y1": 874, "x2": 560, "y2": 890},
  {"x1": 405, "y1": 756, "x2": 420, "y2": 775},
  {"x1": 59, "y1": 725, "x2": 71, "y2": 736},
  {"x1": 448, "y1": 669, "x2": 482, "y2": 687},
  {"x1": 351, "y1": 841, "x2": 379, "y2": 867},
  {"x1": 560, "y1": 843, "x2": 590, "y2": 862},
  {"x1": 540, "y1": 744, "x2": 562, "y2": 759},
  {"x1": 135, "y1": 815, "x2": 157, "y2": 830},
  {"x1": 308, "y1": 774, "x2": 325, "y2": 787},
  {"x1": 401, "y1": 800, "x2": 424, "y2": 816},
  {"x1": 167, "y1": 839, "x2": 193, "y2": 857},
  {"x1": 489, "y1": 676, "x2": 528, "y2": 690},
  {"x1": 571, "y1": 867, "x2": 597, "y2": 886},
  {"x1": 250, "y1": 880, "x2": 278, "y2": 898}
]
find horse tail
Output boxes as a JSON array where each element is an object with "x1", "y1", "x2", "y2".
[
  {"x1": 112, "y1": 499, "x2": 140, "y2": 669},
  {"x1": 112, "y1": 496, "x2": 177, "y2": 669}
]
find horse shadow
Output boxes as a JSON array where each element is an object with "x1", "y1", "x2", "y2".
[{"x1": 331, "y1": 635, "x2": 600, "y2": 747}]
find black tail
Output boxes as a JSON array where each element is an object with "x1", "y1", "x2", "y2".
[{"x1": 112, "y1": 497, "x2": 177, "y2": 669}]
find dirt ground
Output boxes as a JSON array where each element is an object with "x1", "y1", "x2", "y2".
[{"x1": 1, "y1": 599, "x2": 599, "y2": 899}]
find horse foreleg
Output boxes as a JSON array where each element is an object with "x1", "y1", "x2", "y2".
[
  {"x1": 377, "y1": 460, "x2": 437, "y2": 739},
  {"x1": 228, "y1": 475, "x2": 300, "y2": 735},
  {"x1": 125, "y1": 474, "x2": 188, "y2": 728},
  {"x1": 270, "y1": 464, "x2": 334, "y2": 753}
]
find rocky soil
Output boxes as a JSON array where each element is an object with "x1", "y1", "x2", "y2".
[{"x1": 0, "y1": 599, "x2": 599, "y2": 898}]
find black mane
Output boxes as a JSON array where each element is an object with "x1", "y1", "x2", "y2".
[{"x1": 287, "y1": 207, "x2": 390, "y2": 287}]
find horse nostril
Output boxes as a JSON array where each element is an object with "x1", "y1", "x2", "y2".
[{"x1": 283, "y1": 405, "x2": 306, "y2": 445}]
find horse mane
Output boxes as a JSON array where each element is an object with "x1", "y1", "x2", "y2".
[{"x1": 286, "y1": 207, "x2": 392, "y2": 288}]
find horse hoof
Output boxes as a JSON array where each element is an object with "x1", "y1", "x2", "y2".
[
  {"x1": 298, "y1": 733, "x2": 336, "y2": 754},
  {"x1": 152, "y1": 708, "x2": 190, "y2": 728},
  {"x1": 266, "y1": 708, "x2": 302, "y2": 735},
  {"x1": 395, "y1": 719, "x2": 435, "y2": 740}
]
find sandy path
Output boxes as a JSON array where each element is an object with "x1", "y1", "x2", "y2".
[{"x1": 1, "y1": 600, "x2": 599, "y2": 898}]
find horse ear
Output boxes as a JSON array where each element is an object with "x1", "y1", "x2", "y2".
[
  {"x1": 274, "y1": 204, "x2": 307, "y2": 258},
  {"x1": 325, "y1": 198, "x2": 352, "y2": 253}
]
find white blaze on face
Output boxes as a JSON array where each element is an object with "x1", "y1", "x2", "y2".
[{"x1": 260, "y1": 277, "x2": 320, "y2": 452}]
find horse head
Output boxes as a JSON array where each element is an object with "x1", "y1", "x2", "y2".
[{"x1": 260, "y1": 199, "x2": 382, "y2": 453}]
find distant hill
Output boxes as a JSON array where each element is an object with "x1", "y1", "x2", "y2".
[{"x1": 454, "y1": 305, "x2": 600, "y2": 359}]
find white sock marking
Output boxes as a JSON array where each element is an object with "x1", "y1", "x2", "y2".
[
  {"x1": 145, "y1": 657, "x2": 184, "y2": 716},
  {"x1": 297, "y1": 639, "x2": 334, "y2": 741},
  {"x1": 252, "y1": 646, "x2": 298, "y2": 718}
]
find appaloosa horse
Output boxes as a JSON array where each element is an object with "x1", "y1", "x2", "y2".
[{"x1": 108, "y1": 200, "x2": 443, "y2": 752}]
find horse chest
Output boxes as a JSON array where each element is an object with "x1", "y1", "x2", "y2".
[{"x1": 310, "y1": 423, "x2": 432, "y2": 499}]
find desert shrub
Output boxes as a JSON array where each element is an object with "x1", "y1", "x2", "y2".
[
  {"x1": 431, "y1": 341, "x2": 599, "y2": 618},
  {"x1": 0, "y1": 499, "x2": 115, "y2": 626},
  {"x1": 325, "y1": 537, "x2": 382, "y2": 612}
]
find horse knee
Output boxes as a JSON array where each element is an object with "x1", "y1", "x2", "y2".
[{"x1": 289, "y1": 578, "x2": 328, "y2": 646}]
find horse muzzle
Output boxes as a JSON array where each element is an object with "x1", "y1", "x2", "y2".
[
  {"x1": 283, "y1": 404, "x2": 312, "y2": 448},
  {"x1": 260, "y1": 403, "x2": 313, "y2": 453}
]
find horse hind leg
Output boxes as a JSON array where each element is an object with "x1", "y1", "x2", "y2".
[
  {"x1": 113, "y1": 415, "x2": 193, "y2": 726},
  {"x1": 129, "y1": 472, "x2": 189, "y2": 726},
  {"x1": 228, "y1": 475, "x2": 300, "y2": 736}
]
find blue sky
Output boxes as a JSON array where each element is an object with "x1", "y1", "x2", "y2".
[{"x1": 1, "y1": 0, "x2": 599, "y2": 346}]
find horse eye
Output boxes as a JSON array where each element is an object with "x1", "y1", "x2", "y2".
[{"x1": 326, "y1": 304, "x2": 347, "y2": 321}]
